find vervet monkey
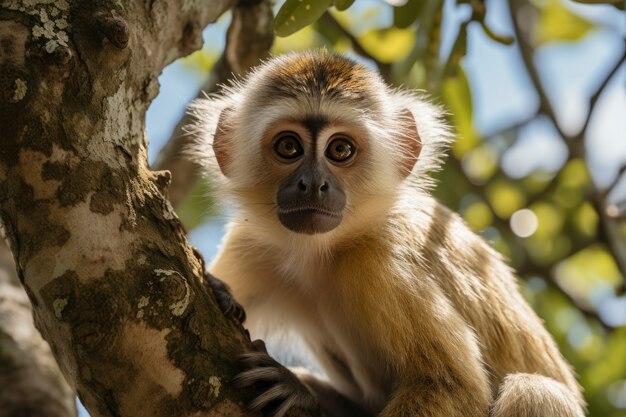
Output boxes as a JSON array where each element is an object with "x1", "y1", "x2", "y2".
[{"x1": 189, "y1": 51, "x2": 586, "y2": 417}]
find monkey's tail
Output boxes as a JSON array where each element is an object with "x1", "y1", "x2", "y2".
[{"x1": 490, "y1": 373, "x2": 585, "y2": 417}]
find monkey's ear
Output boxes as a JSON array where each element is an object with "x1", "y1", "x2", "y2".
[
  {"x1": 213, "y1": 108, "x2": 233, "y2": 176},
  {"x1": 398, "y1": 108, "x2": 422, "y2": 177}
]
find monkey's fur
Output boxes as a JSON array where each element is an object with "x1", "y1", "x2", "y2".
[{"x1": 189, "y1": 51, "x2": 586, "y2": 417}]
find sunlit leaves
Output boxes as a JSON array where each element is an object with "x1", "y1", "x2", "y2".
[
  {"x1": 572, "y1": 202, "x2": 599, "y2": 238},
  {"x1": 273, "y1": 25, "x2": 320, "y2": 53},
  {"x1": 585, "y1": 328, "x2": 626, "y2": 389},
  {"x1": 463, "y1": 200, "x2": 494, "y2": 231},
  {"x1": 531, "y1": 202, "x2": 566, "y2": 237},
  {"x1": 523, "y1": 202, "x2": 570, "y2": 263},
  {"x1": 552, "y1": 159, "x2": 592, "y2": 208},
  {"x1": 442, "y1": 68, "x2": 480, "y2": 157},
  {"x1": 358, "y1": 28, "x2": 415, "y2": 63},
  {"x1": 486, "y1": 180, "x2": 526, "y2": 219},
  {"x1": 275, "y1": 0, "x2": 332, "y2": 37},
  {"x1": 560, "y1": 159, "x2": 591, "y2": 188},
  {"x1": 555, "y1": 245, "x2": 623, "y2": 299},
  {"x1": 461, "y1": 145, "x2": 498, "y2": 183},
  {"x1": 533, "y1": 0, "x2": 595, "y2": 46}
]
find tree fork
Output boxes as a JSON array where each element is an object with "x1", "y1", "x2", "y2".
[{"x1": 0, "y1": 1, "x2": 317, "y2": 416}]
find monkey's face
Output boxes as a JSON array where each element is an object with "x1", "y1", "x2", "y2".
[
  {"x1": 213, "y1": 107, "x2": 416, "y2": 237},
  {"x1": 206, "y1": 52, "x2": 423, "y2": 238},
  {"x1": 268, "y1": 118, "x2": 355, "y2": 234}
]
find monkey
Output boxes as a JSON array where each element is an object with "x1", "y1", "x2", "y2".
[{"x1": 188, "y1": 50, "x2": 586, "y2": 417}]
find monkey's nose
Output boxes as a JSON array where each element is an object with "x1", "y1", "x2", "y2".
[{"x1": 297, "y1": 179, "x2": 328, "y2": 195}]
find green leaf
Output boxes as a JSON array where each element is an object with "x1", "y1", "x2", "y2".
[
  {"x1": 530, "y1": 201, "x2": 565, "y2": 237},
  {"x1": 358, "y1": 27, "x2": 415, "y2": 63},
  {"x1": 334, "y1": 0, "x2": 355, "y2": 11},
  {"x1": 441, "y1": 67, "x2": 480, "y2": 157},
  {"x1": 555, "y1": 245, "x2": 623, "y2": 302},
  {"x1": 273, "y1": 25, "x2": 319, "y2": 53},
  {"x1": 274, "y1": 0, "x2": 332, "y2": 37},
  {"x1": 533, "y1": 0, "x2": 595, "y2": 46},
  {"x1": 559, "y1": 159, "x2": 591, "y2": 189},
  {"x1": 572, "y1": 201, "x2": 598, "y2": 237},
  {"x1": 462, "y1": 145, "x2": 498, "y2": 183},
  {"x1": 463, "y1": 200, "x2": 494, "y2": 231},
  {"x1": 393, "y1": 0, "x2": 425, "y2": 29},
  {"x1": 486, "y1": 180, "x2": 526, "y2": 218}
]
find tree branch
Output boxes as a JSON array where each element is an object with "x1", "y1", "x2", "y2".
[
  {"x1": 579, "y1": 46, "x2": 626, "y2": 136},
  {"x1": 508, "y1": 0, "x2": 573, "y2": 146},
  {"x1": 152, "y1": 0, "x2": 274, "y2": 209}
]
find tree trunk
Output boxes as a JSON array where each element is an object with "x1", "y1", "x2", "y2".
[
  {"x1": 0, "y1": 237, "x2": 77, "y2": 417},
  {"x1": 0, "y1": 2, "x2": 313, "y2": 416}
]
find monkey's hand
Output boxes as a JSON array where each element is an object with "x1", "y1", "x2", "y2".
[
  {"x1": 235, "y1": 339, "x2": 321, "y2": 417},
  {"x1": 203, "y1": 272, "x2": 246, "y2": 324}
]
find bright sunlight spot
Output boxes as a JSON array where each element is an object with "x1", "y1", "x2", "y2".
[{"x1": 510, "y1": 208, "x2": 539, "y2": 238}]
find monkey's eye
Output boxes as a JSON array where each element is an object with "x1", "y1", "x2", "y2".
[
  {"x1": 273, "y1": 132, "x2": 304, "y2": 160},
  {"x1": 325, "y1": 136, "x2": 355, "y2": 163}
]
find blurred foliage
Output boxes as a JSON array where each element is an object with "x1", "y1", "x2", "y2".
[
  {"x1": 176, "y1": 178, "x2": 218, "y2": 230},
  {"x1": 173, "y1": 0, "x2": 626, "y2": 415},
  {"x1": 179, "y1": 48, "x2": 219, "y2": 73},
  {"x1": 532, "y1": 0, "x2": 594, "y2": 46}
]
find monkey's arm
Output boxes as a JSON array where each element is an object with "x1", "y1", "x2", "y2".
[
  {"x1": 203, "y1": 272, "x2": 246, "y2": 324},
  {"x1": 375, "y1": 291, "x2": 492, "y2": 417},
  {"x1": 192, "y1": 247, "x2": 247, "y2": 324},
  {"x1": 378, "y1": 347, "x2": 491, "y2": 417}
]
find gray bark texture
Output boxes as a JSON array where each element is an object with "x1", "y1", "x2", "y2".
[{"x1": 0, "y1": 1, "x2": 314, "y2": 416}]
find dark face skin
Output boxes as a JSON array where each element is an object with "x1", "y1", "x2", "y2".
[
  {"x1": 276, "y1": 159, "x2": 347, "y2": 234},
  {"x1": 273, "y1": 117, "x2": 352, "y2": 235}
]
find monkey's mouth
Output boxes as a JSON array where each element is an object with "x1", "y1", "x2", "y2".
[{"x1": 277, "y1": 206, "x2": 343, "y2": 234}]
